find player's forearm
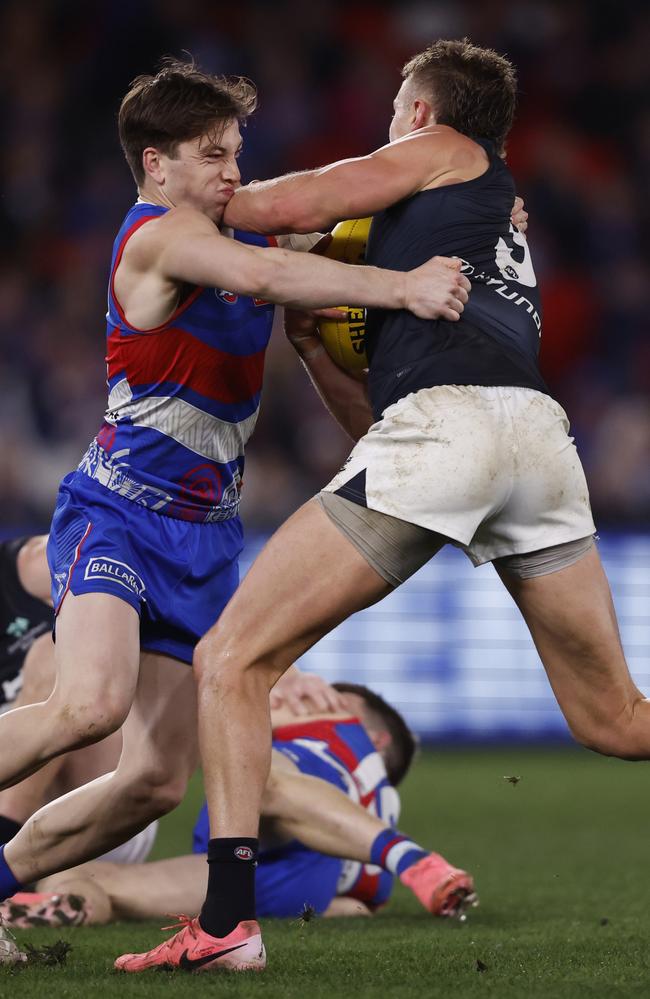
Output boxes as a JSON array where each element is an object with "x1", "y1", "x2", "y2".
[
  {"x1": 294, "y1": 343, "x2": 373, "y2": 443},
  {"x1": 224, "y1": 138, "x2": 433, "y2": 234},
  {"x1": 224, "y1": 173, "x2": 335, "y2": 235},
  {"x1": 262, "y1": 768, "x2": 383, "y2": 863},
  {"x1": 256, "y1": 248, "x2": 406, "y2": 311}
]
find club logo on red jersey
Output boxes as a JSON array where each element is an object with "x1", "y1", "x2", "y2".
[{"x1": 234, "y1": 846, "x2": 254, "y2": 861}]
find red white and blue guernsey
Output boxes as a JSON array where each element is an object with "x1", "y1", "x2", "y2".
[
  {"x1": 46, "y1": 201, "x2": 275, "y2": 664},
  {"x1": 193, "y1": 717, "x2": 401, "y2": 916}
]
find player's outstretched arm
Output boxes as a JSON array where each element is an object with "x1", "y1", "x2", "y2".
[
  {"x1": 155, "y1": 208, "x2": 469, "y2": 319},
  {"x1": 223, "y1": 127, "x2": 457, "y2": 234},
  {"x1": 224, "y1": 136, "x2": 528, "y2": 236},
  {"x1": 284, "y1": 309, "x2": 374, "y2": 442}
]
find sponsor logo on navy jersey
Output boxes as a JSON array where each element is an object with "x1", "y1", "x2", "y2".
[
  {"x1": 83, "y1": 557, "x2": 146, "y2": 597},
  {"x1": 6, "y1": 616, "x2": 30, "y2": 638}
]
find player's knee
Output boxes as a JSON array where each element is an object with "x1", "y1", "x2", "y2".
[
  {"x1": 571, "y1": 712, "x2": 647, "y2": 761},
  {"x1": 194, "y1": 634, "x2": 272, "y2": 694},
  {"x1": 194, "y1": 636, "x2": 240, "y2": 691},
  {"x1": 52, "y1": 693, "x2": 127, "y2": 747}
]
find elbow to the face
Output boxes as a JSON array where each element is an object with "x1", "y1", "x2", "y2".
[{"x1": 263, "y1": 191, "x2": 334, "y2": 235}]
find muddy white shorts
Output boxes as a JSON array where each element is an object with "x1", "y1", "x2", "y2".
[
  {"x1": 323, "y1": 385, "x2": 595, "y2": 566},
  {"x1": 98, "y1": 820, "x2": 159, "y2": 865}
]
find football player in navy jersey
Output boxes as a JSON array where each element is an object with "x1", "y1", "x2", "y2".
[
  {"x1": 0, "y1": 536, "x2": 51, "y2": 721},
  {"x1": 0, "y1": 58, "x2": 472, "y2": 968},
  {"x1": 3, "y1": 684, "x2": 472, "y2": 928},
  {"x1": 136, "y1": 39, "x2": 650, "y2": 974}
]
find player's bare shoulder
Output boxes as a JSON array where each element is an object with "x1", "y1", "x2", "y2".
[
  {"x1": 394, "y1": 125, "x2": 490, "y2": 190},
  {"x1": 113, "y1": 206, "x2": 221, "y2": 330},
  {"x1": 122, "y1": 205, "x2": 219, "y2": 274}
]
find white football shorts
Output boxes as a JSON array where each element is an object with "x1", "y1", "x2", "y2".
[
  {"x1": 98, "y1": 820, "x2": 159, "y2": 865},
  {"x1": 323, "y1": 385, "x2": 595, "y2": 566}
]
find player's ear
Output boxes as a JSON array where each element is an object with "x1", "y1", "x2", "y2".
[
  {"x1": 142, "y1": 147, "x2": 165, "y2": 185},
  {"x1": 370, "y1": 729, "x2": 392, "y2": 754},
  {"x1": 413, "y1": 98, "x2": 434, "y2": 130}
]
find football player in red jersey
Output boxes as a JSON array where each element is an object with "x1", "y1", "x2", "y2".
[{"x1": 0, "y1": 58, "x2": 470, "y2": 969}]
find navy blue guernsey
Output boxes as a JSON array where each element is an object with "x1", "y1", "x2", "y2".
[{"x1": 365, "y1": 139, "x2": 548, "y2": 419}]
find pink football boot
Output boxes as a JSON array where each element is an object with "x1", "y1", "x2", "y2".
[
  {"x1": 400, "y1": 853, "x2": 478, "y2": 918},
  {"x1": 0, "y1": 891, "x2": 91, "y2": 928},
  {"x1": 114, "y1": 916, "x2": 266, "y2": 973}
]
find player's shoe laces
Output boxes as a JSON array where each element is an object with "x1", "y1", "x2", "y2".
[
  {"x1": 0, "y1": 915, "x2": 26, "y2": 964},
  {"x1": 114, "y1": 916, "x2": 266, "y2": 973},
  {"x1": 0, "y1": 891, "x2": 91, "y2": 929},
  {"x1": 400, "y1": 853, "x2": 478, "y2": 919}
]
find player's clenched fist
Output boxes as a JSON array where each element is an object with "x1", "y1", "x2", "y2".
[{"x1": 403, "y1": 256, "x2": 471, "y2": 322}]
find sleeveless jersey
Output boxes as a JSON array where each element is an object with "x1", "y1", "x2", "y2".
[
  {"x1": 365, "y1": 139, "x2": 548, "y2": 419},
  {"x1": 272, "y1": 717, "x2": 400, "y2": 907},
  {"x1": 77, "y1": 202, "x2": 275, "y2": 523}
]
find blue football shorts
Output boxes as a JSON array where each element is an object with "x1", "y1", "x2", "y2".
[
  {"x1": 47, "y1": 471, "x2": 243, "y2": 665},
  {"x1": 193, "y1": 741, "x2": 347, "y2": 918}
]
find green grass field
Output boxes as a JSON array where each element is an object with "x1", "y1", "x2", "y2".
[{"x1": 2, "y1": 747, "x2": 650, "y2": 999}]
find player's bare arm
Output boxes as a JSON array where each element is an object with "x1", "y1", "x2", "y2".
[
  {"x1": 224, "y1": 129, "x2": 527, "y2": 236},
  {"x1": 284, "y1": 309, "x2": 374, "y2": 442},
  {"x1": 117, "y1": 206, "x2": 470, "y2": 323}
]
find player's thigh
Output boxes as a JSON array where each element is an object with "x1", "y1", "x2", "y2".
[
  {"x1": 119, "y1": 651, "x2": 198, "y2": 781},
  {"x1": 51, "y1": 591, "x2": 140, "y2": 720},
  {"x1": 496, "y1": 545, "x2": 641, "y2": 741},
  {"x1": 199, "y1": 498, "x2": 392, "y2": 677}
]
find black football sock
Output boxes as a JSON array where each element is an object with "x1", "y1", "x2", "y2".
[
  {"x1": 199, "y1": 837, "x2": 258, "y2": 940},
  {"x1": 0, "y1": 816, "x2": 22, "y2": 842}
]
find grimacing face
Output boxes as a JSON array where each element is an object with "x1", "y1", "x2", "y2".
[{"x1": 153, "y1": 118, "x2": 243, "y2": 222}]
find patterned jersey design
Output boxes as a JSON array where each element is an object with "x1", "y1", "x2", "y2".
[
  {"x1": 272, "y1": 717, "x2": 400, "y2": 908},
  {"x1": 77, "y1": 202, "x2": 275, "y2": 523}
]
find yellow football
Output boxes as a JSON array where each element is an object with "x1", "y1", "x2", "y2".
[{"x1": 318, "y1": 217, "x2": 371, "y2": 372}]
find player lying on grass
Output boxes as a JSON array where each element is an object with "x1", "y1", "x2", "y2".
[{"x1": 2, "y1": 683, "x2": 475, "y2": 931}]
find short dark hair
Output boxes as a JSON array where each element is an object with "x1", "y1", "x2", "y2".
[
  {"x1": 402, "y1": 38, "x2": 517, "y2": 156},
  {"x1": 118, "y1": 57, "x2": 257, "y2": 184},
  {"x1": 333, "y1": 682, "x2": 417, "y2": 786}
]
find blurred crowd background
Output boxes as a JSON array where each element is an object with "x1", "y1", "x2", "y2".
[{"x1": 0, "y1": 0, "x2": 648, "y2": 533}]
